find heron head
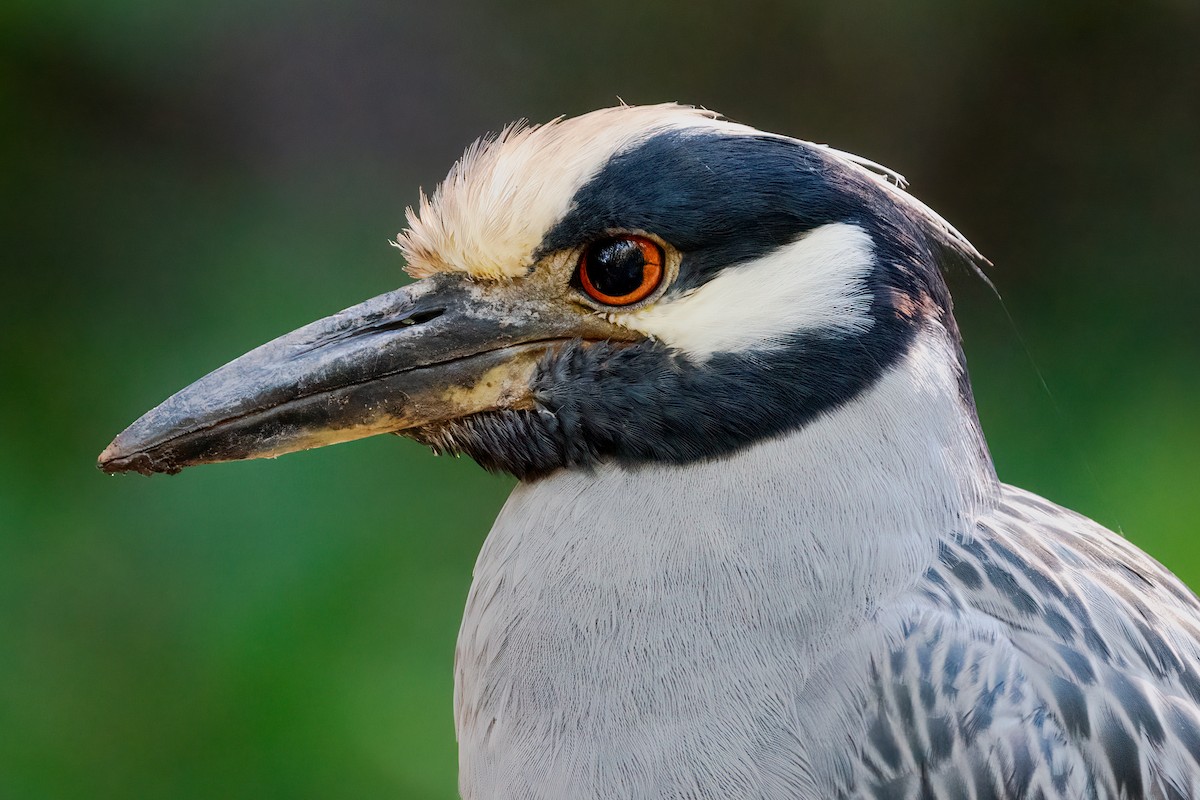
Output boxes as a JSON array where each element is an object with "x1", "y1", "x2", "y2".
[{"x1": 99, "y1": 104, "x2": 982, "y2": 478}]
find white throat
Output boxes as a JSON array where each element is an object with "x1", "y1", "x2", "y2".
[{"x1": 454, "y1": 328, "x2": 998, "y2": 799}]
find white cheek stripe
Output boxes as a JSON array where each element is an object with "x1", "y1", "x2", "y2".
[{"x1": 619, "y1": 222, "x2": 876, "y2": 359}]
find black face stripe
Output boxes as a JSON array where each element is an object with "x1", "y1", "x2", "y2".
[
  {"x1": 539, "y1": 130, "x2": 884, "y2": 293},
  {"x1": 541, "y1": 130, "x2": 967, "y2": 371},
  {"x1": 416, "y1": 314, "x2": 938, "y2": 479},
  {"x1": 417, "y1": 129, "x2": 981, "y2": 477}
]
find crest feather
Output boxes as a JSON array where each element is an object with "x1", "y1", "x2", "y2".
[
  {"x1": 393, "y1": 104, "x2": 988, "y2": 285},
  {"x1": 394, "y1": 104, "x2": 746, "y2": 280}
]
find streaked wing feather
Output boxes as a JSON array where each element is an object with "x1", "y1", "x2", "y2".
[{"x1": 851, "y1": 485, "x2": 1200, "y2": 799}]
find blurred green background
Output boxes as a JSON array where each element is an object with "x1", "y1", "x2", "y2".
[{"x1": 2, "y1": 0, "x2": 1199, "y2": 797}]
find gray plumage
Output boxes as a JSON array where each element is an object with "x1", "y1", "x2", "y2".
[{"x1": 455, "y1": 329, "x2": 1200, "y2": 799}]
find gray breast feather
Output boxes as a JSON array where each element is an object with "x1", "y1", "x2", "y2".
[{"x1": 855, "y1": 486, "x2": 1200, "y2": 799}]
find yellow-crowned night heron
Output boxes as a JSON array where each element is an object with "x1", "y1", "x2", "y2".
[{"x1": 100, "y1": 105, "x2": 1200, "y2": 800}]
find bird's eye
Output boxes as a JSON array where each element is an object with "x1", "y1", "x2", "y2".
[{"x1": 576, "y1": 235, "x2": 664, "y2": 306}]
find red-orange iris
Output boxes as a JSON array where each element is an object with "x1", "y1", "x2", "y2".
[{"x1": 577, "y1": 235, "x2": 664, "y2": 306}]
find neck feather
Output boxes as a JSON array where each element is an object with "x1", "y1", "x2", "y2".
[
  {"x1": 455, "y1": 327, "x2": 999, "y2": 795},
  {"x1": 470, "y1": 325, "x2": 997, "y2": 662}
]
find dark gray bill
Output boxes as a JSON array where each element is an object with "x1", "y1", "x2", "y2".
[{"x1": 98, "y1": 273, "x2": 631, "y2": 475}]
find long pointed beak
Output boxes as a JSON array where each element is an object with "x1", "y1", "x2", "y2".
[{"x1": 98, "y1": 274, "x2": 628, "y2": 475}]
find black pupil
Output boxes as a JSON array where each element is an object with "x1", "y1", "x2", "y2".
[{"x1": 586, "y1": 238, "x2": 646, "y2": 298}]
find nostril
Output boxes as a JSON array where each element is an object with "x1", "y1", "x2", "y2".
[
  {"x1": 300, "y1": 307, "x2": 447, "y2": 358},
  {"x1": 373, "y1": 307, "x2": 444, "y2": 333},
  {"x1": 398, "y1": 308, "x2": 444, "y2": 327}
]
